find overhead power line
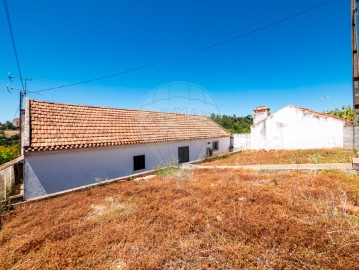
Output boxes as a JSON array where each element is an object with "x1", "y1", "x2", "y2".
[
  {"x1": 3, "y1": 0, "x2": 24, "y2": 91},
  {"x1": 33, "y1": 0, "x2": 335, "y2": 94},
  {"x1": 12, "y1": 104, "x2": 20, "y2": 121}
]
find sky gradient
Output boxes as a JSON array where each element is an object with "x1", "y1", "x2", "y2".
[{"x1": 0, "y1": 0, "x2": 352, "y2": 122}]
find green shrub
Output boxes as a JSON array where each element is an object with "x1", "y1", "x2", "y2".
[
  {"x1": 0, "y1": 144, "x2": 19, "y2": 165},
  {"x1": 0, "y1": 135, "x2": 19, "y2": 146},
  {"x1": 155, "y1": 163, "x2": 179, "y2": 176}
]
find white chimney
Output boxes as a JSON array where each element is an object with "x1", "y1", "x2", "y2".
[{"x1": 253, "y1": 106, "x2": 270, "y2": 124}]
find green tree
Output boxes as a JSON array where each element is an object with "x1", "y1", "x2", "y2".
[
  {"x1": 0, "y1": 120, "x2": 17, "y2": 130},
  {"x1": 0, "y1": 134, "x2": 19, "y2": 146},
  {"x1": 326, "y1": 106, "x2": 353, "y2": 121},
  {"x1": 210, "y1": 113, "x2": 253, "y2": 133}
]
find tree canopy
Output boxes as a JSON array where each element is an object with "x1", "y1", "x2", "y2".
[
  {"x1": 0, "y1": 121, "x2": 18, "y2": 130},
  {"x1": 326, "y1": 105, "x2": 353, "y2": 121},
  {"x1": 210, "y1": 113, "x2": 253, "y2": 134}
]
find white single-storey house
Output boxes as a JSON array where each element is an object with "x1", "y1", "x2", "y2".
[
  {"x1": 23, "y1": 99, "x2": 231, "y2": 199},
  {"x1": 234, "y1": 105, "x2": 350, "y2": 150}
]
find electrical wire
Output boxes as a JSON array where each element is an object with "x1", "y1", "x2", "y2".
[
  {"x1": 11, "y1": 104, "x2": 20, "y2": 121},
  {"x1": 3, "y1": 0, "x2": 25, "y2": 92},
  {"x1": 32, "y1": 0, "x2": 335, "y2": 94}
]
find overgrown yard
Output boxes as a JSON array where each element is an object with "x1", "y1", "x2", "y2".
[
  {"x1": 202, "y1": 149, "x2": 358, "y2": 166},
  {"x1": 1, "y1": 169, "x2": 359, "y2": 269}
]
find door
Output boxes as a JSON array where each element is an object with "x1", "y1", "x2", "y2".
[{"x1": 178, "y1": 146, "x2": 189, "y2": 164}]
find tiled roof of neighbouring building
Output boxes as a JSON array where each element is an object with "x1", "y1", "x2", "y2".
[{"x1": 25, "y1": 99, "x2": 230, "y2": 152}]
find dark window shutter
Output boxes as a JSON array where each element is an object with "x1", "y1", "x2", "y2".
[{"x1": 134, "y1": 155, "x2": 145, "y2": 171}]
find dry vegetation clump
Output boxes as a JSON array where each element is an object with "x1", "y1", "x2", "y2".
[
  {"x1": 202, "y1": 148, "x2": 358, "y2": 166},
  {"x1": 0, "y1": 169, "x2": 359, "y2": 269}
]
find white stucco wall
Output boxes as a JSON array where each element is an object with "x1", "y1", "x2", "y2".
[
  {"x1": 24, "y1": 137, "x2": 230, "y2": 199},
  {"x1": 234, "y1": 106, "x2": 345, "y2": 150},
  {"x1": 233, "y1": 134, "x2": 251, "y2": 151}
]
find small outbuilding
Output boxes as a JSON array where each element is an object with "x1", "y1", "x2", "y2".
[
  {"x1": 23, "y1": 99, "x2": 231, "y2": 199},
  {"x1": 234, "y1": 105, "x2": 350, "y2": 150}
]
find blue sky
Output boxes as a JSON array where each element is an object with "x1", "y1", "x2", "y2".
[{"x1": 0, "y1": 0, "x2": 351, "y2": 122}]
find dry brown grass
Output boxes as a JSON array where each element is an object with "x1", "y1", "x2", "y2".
[
  {"x1": 1, "y1": 169, "x2": 359, "y2": 269},
  {"x1": 202, "y1": 149, "x2": 358, "y2": 166}
]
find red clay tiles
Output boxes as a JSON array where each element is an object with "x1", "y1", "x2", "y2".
[{"x1": 26, "y1": 100, "x2": 230, "y2": 152}]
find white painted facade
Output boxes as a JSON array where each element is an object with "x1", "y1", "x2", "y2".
[
  {"x1": 24, "y1": 137, "x2": 230, "y2": 199},
  {"x1": 233, "y1": 134, "x2": 251, "y2": 151},
  {"x1": 234, "y1": 106, "x2": 346, "y2": 151}
]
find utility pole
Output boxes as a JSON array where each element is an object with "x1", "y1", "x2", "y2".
[
  {"x1": 7, "y1": 73, "x2": 34, "y2": 155},
  {"x1": 352, "y1": 0, "x2": 359, "y2": 124}
]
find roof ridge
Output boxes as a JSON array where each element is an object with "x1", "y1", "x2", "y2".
[
  {"x1": 29, "y1": 99, "x2": 210, "y2": 118},
  {"x1": 287, "y1": 105, "x2": 352, "y2": 124}
]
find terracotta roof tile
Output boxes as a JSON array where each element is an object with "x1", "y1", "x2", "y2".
[{"x1": 26, "y1": 100, "x2": 230, "y2": 152}]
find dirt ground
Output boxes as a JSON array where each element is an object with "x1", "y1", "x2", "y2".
[
  {"x1": 202, "y1": 149, "x2": 357, "y2": 166},
  {"x1": 1, "y1": 168, "x2": 359, "y2": 269}
]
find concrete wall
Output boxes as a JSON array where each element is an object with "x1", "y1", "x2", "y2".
[
  {"x1": 0, "y1": 166, "x2": 15, "y2": 200},
  {"x1": 233, "y1": 134, "x2": 251, "y2": 151},
  {"x1": 234, "y1": 106, "x2": 345, "y2": 150},
  {"x1": 4, "y1": 130, "x2": 19, "y2": 138},
  {"x1": 343, "y1": 125, "x2": 359, "y2": 149},
  {"x1": 24, "y1": 137, "x2": 230, "y2": 199},
  {"x1": 0, "y1": 156, "x2": 24, "y2": 201}
]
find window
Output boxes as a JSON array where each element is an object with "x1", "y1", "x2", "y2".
[
  {"x1": 133, "y1": 155, "x2": 145, "y2": 171},
  {"x1": 213, "y1": 141, "x2": 219, "y2": 151}
]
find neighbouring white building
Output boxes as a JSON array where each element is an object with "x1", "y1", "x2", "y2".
[
  {"x1": 234, "y1": 106, "x2": 350, "y2": 150},
  {"x1": 23, "y1": 99, "x2": 231, "y2": 199}
]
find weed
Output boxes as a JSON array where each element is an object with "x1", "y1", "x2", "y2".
[
  {"x1": 155, "y1": 163, "x2": 179, "y2": 176},
  {"x1": 88, "y1": 197, "x2": 137, "y2": 221},
  {"x1": 95, "y1": 177, "x2": 108, "y2": 185},
  {"x1": 258, "y1": 169, "x2": 269, "y2": 174},
  {"x1": 176, "y1": 169, "x2": 193, "y2": 179},
  {"x1": 309, "y1": 152, "x2": 321, "y2": 164}
]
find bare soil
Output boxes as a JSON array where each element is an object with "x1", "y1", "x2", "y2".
[
  {"x1": 202, "y1": 149, "x2": 358, "y2": 166},
  {"x1": 0, "y1": 169, "x2": 359, "y2": 269}
]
